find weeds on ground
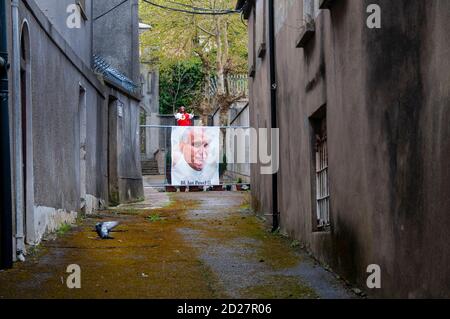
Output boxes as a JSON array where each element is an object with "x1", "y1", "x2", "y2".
[
  {"x1": 147, "y1": 214, "x2": 162, "y2": 223},
  {"x1": 56, "y1": 223, "x2": 72, "y2": 236}
]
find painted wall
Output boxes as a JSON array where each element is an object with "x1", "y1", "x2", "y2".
[
  {"x1": 248, "y1": 2, "x2": 273, "y2": 220},
  {"x1": 11, "y1": 0, "x2": 143, "y2": 248},
  {"x1": 244, "y1": 0, "x2": 450, "y2": 298},
  {"x1": 19, "y1": 0, "x2": 107, "y2": 244}
]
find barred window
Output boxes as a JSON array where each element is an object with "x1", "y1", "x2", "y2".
[{"x1": 311, "y1": 108, "x2": 330, "y2": 231}]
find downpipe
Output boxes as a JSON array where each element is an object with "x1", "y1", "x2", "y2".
[
  {"x1": 268, "y1": 0, "x2": 279, "y2": 232},
  {"x1": 11, "y1": 0, "x2": 26, "y2": 262},
  {"x1": 0, "y1": 0, "x2": 14, "y2": 269}
]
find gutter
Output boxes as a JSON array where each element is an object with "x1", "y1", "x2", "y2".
[
  {"x1": 268, "y1": 0, "x2": 279, "y2": 231},
  {"x1": 0, "y1": 0, "x2": 14, "y2": 269},
  {"x1": 11, "y1": 0, "x2": 26, "y2": 262}
]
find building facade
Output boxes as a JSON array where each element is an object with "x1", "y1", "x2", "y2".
[
  {"x1": 1, "y1": 0, "x2": 143, "y2": 267},
  {"x1": 237, "y1": 0, "x2": 450, "y2": 298}
]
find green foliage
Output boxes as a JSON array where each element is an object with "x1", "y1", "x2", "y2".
[
  {"x1": 57, "y1": 223, "x2": 72, "y2": 236},
  {"x1": 147, "y1": 214, "x2": 162, "y2": 223},
  {"x1": 139, "y1": 0, "x2": 248, "y2": 73},
  {"x1": 159, "y1": 58, "x2": 205, "y2": 114}
]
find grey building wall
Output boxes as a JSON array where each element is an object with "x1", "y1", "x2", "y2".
[
  {"x1": 34, "y1": 0, "x2": 93, "y2": 65},
  {"x1": 247, "y1": 2, "x2": 273, "y2": 220},
  {"x1": 91, "y1": 0, "x2": 144, "y2": 203},
  {"x1": 93, "y1": 0, "x2": 140, "y2": 83},
  {"x1": 243, "y1": 0, "x2": 450, "y2": 298},
  {"x1": 140, "y1": 62, "x2": 160, "y2": 160},
  {"x1": 18, "y1": 0, "x2": 108, "y2": 243},
  {"x1": 6, "y1": 0, "x2": 143, "y2": 249}
]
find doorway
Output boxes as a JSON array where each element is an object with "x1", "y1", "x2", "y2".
[
  {"x1": 79, "y1": 86, "x2": 87, "y2": 213},
  {"x1": 107, "y1": 97, "x2": 120, "y2": 206}
]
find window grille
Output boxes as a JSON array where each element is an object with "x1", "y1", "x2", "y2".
[{"x1": 314, "y1": 117, "x2": 330, "y2": 230}]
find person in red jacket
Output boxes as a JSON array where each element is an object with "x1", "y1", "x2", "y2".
[{"x1": 174, "y1": 106, "x2": 194, "y2": 126}]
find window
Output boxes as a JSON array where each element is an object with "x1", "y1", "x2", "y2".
[
  {"x1": 77, "y1": 0, "x2": 88, "y2": 20},
  {"x1": 310, "y1": 107, "x2": 330, "y2": 231}
]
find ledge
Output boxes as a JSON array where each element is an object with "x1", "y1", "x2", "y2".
[
  {"x1": 319, "y1": 0, "x2": 335, "y2": 9},
  {"x1": 257, "y1": 43, "x2": 266, "y2": 59},
  {"x1": 296, "y1": 22, "x2": 316, "y2": 48},
  {"x1": 248, "y1": 65, "x2": 256, "y2": 78}
]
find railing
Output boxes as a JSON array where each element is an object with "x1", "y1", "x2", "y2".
[{"x1": 207, "y1": 74, "x2": 249, "y2": 97}]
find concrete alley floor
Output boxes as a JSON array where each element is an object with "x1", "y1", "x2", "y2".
[{"x1": 0, "y1": 189, "x2": 355, "y2": 299}]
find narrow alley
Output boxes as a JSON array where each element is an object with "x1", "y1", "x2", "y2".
[
  {"x1": 1, "y1": 0, "x2": 449, "y2": 302},
  {"x1": 0, "y1": 189, "x2": 353, "y2": 299}
]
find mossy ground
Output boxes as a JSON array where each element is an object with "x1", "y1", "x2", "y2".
[{"x1": 0, "y1": 191, "x2": 345, "y2": 299}]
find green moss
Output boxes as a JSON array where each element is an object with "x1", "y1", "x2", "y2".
[
  {"x1": 56, "y1": 223, "x2": 72, "y2": 236},
  {"x1": 147, "y1": 214, "x2": 162, "y2": 223},
  {"x1": 240, "y1": 275, "x2": 318, "y2": 299},
  {"x1": 0, "y1": 193, "x2": 318, "y2": 299}
]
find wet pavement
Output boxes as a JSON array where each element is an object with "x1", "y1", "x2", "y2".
[{"x1": 0, "y1": 189, "x2": 355, "y2": 299}]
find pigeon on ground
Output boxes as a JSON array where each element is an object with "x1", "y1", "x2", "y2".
[{"x1": 95, "y1": 221, "x2": 120, "y2": 239}]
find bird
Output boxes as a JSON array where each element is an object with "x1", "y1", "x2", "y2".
[{"x1": 95, "y1": 221, "x2": 120, "y2": 239}]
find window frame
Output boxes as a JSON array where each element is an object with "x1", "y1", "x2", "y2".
[{"x1": 310, "y1": 106, "x2": 331, "y2": 232}]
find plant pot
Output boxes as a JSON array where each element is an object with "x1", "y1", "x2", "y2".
[
  {"x1": 189, "y1": 186, "x2": 203, "y2": 192},
  {"x1": 165, "y1": 186, "x2": 177, "y2": 193}
]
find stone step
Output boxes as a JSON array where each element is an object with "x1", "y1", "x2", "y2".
[{"x1": 142, "y1": 159, "x2": 161, "y2": 176}]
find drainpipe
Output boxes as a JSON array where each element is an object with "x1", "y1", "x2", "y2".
[
  {"x1": 0, "y1": 0, "x2": 14, "y2": 269},
  {"x1": 268, "y1": 0, "x2": 279, "y2": 232},
  {"x1": 11, "y1": 0, "x2": 25, "y2": 261}
]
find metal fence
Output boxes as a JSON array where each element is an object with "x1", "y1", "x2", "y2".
[{"x1": 206, "y1": 74, "x2": 249, "y2": 97}]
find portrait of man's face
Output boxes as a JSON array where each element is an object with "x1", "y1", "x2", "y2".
[{"x1": 180, "y1": 129, "x2": 211, "y2": 171}]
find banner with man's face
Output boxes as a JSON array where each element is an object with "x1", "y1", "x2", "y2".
[{"x1": 171, "y1": 127, "x2": 220, "y2": 186}]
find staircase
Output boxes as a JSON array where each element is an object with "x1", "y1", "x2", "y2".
[{"x1": 141, "y1": 159, "x2": 160, "y2": 176}]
